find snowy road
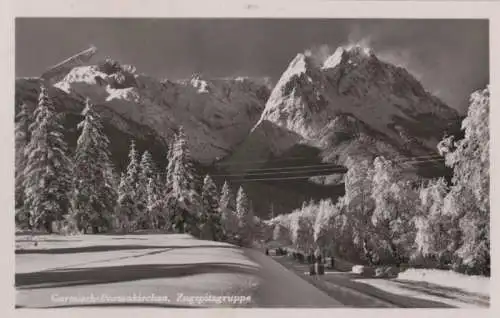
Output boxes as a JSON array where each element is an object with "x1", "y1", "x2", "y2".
[
  {"x1": 270, "y1": 254, "x2": 487, "y2": 308},
  {"x1": 244, "y1": 248, "x2": 342, "y2": 307}
]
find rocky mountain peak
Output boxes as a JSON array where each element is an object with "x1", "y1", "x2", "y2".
[
  {"x1": 252, "y1": 45, "x2": 460, "y2": 167},
  {"x1": 322, "y1": 45, "x2": 377, "y2": 70}
]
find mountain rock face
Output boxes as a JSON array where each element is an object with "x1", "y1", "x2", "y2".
[
  {"x1": 244, "y1": 45, "x2": 460, "y2": 169},
  {"x1": 16, "y1": 48, "x2": 271, "y2": 170}
]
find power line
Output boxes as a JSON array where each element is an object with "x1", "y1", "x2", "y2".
[
  {"x1": 212, "y1": 155, "x2": 443, "y2": 175},
  {"x1": 213, "y1": 156, "x2": 307, "y2": 166},
  {"x1": 154, "y1": 154, "x2": 445, "y2": 177},
  {"x1": 211, "y1": 167, "x2": 347, "y2": 177},
  {"x1": 401, "y1": 158, "x2": 445, "y2": 165},
  {"x1": 235, "y1": 174, "x2": 339, "y2": 183},
  {"x1": 213, "y1": 153, "x2": 443, "y2": 170},
  {"x1": 214, "y1": 158, "x2": 446, "y2": 182},
  {"x1": 238, "y1": 163, "x2": 346, "y2": 173}
]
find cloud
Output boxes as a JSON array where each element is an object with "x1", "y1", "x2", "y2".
[{"x1": 304, "y1": 44, "x2": 335, "y2": 66}]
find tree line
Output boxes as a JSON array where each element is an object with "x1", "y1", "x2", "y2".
[
  {"x1": 15, "y1": 86, "x2": 258, "y2": 246},
  {"x1": 267, "y1": 86, "x2": 490, "y2": 276}
]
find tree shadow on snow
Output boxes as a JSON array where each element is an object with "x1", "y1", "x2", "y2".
[
  {"x1": 16, "y1": 262, "x2": 260, "y2": 290},
  {"x1": 393, "y1": 280, "x2": 489, "y2": 307},
  {"x1": 15, "y1": 243, "x2": 239, "y2": 255}
]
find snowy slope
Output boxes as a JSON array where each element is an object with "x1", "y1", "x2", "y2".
[
  {"x1": 250, "y1": 45, "x2": 460, "y2": 169},
  {"x1": 357, "y1": 268, "x2": 490, "y2": 308},
  {"x1": 16, "y1": 234, "x2": 261, "y2": 308}
]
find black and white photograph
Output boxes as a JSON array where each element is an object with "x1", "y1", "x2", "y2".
[{"x1": 9, "y1": 1, "x2": 493, "y2": 311}]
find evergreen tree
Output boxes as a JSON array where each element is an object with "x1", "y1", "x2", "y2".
[
  {"x1": 23, "y1": 86, "x2": 72, "y2": 233},
  {"x1": 15, "y1": 103, "x2": 32, "y2": 227},
  {"x1": 137, "y1": 150, "x2": 155, "y2": 228},
  {"x1": 164, "y1": 138, "x2": 176, "y2": 196},
  {"x1": 126, "y1": 140, "x2": 140, "y2": 192},
  {"x1": 236, "y1": 186, "x2": 255, "y2": 247},
  {"x1": 117, "y1": 141, "x2": 140, "y2": 231},
  {"x1": 140, "y1": 151, "x2": 155, "y2": 180},
  {"x1": 200, "y1": 175, "x2": 223, "y2": 241},
  {"x1": 146, "y1": 175, "x2": 164, "y2": 230},
  {"x1": 117, "y1": 172, "x2": 134, "y2": 232},
  {"x1": 219, "y1": 180, "x2": 237, "y2": 240},
  {"x1": 219, "y1": 181, "x2": 235, "y2": 211},
  {"x1": 169, "y1": 127, "x2": 200, "y2": 235},
  {"x1": 70, "y1": 99, "x2": 117, "y2": 234},
  {"x1": 160, "y1": 138, "x2": 177, "y2": 231}
]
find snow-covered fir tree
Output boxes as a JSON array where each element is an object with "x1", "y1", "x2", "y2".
[
  {"x1": 116, "y1": 141, "x2": 140, "y2": 231},
  {"x1": 219, "y1": 180, "x2": 238, "y2": 241},
  {"x1": 15, "y1": 103, "x2": 32, "y2": 227},
  {"x1": 140, "y1": 151, "x2": 155, "y2": 180},
  {"x1": 146, "y1": 174, "x2": 164, "y2": 230},
  {"x1": 70, "y1": 99, "x2": 117, "y2": 233},
  {"x1": 169, "y1": 127, "x2": 201, "y2": 235},
  {"x1": 160, "y1": 138, "x2": 177, "y2": 231},
  {"x1": 125, "y1": 140, "x2": 140, "y2": 192},
  {"x1": 137, "y1": 150, "x2": 155, "y2": 229},
  {"x1": 23, "y1": 86, "x2": 72, "y2": 233},
  {"x1": 164, "y1": 138, "x2": 176, "y2": 197},
  {"x1": 117, "y1": 172, "x2": 134, "y2": 232},
  {"x1": 236, "y1": 186, "x2": 249, "y2": 221},
  {"x1": 236, "y1": 186, "x2": 255, "y2": 247},
  {"x1": 219, "y1": 180, "x2": 235, "y2": 211},
  {"x1": 200, "y1": 174, "x2": 223, "y2": 241}
]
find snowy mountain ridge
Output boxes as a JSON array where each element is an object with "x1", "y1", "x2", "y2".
[
  {"x1": 16, "y1": 44, "x2": 460, "y2": 176},
  {"x1": 17, "y1": 50, "x2": 271, "y2": 165},
  {"x1": 249, "y1": 45, "x2": 460, "y2": 167}
]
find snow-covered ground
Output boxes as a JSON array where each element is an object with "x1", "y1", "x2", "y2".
[
  {"x1": 15, "y1": 234, "x2": 261, "y2": 308},
  {"x1": 356, "y1": 268, "x2": 489, "y2": 308}
]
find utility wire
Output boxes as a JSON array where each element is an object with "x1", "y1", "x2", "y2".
[
  {"x1": 211, "y1": 167, "x2": 347, "y2": 177},
  {"x1": 154, "y1": 154, "x2": 445, "y2": 177},
  {"x1": 236, "y1": 174, "x2": 340, "y2": 183},
  {"x1": 216, "y1": 158, "x2": 446, "y2": 182},
  {"x1": 240, "y1": 163, "x2": 346, "y2": 172},
  {"x1": 213, "y1": 153, "x2": 443, "y2": 170},
  {"x1": 213, "y1": 156, "x2": 307, "y2": 166}
]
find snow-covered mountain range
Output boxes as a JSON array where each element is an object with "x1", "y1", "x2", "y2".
[
  {"x1": 16, "y1": 47, "x2": 271, "y2": 168},
  {"x1": 15, "y1": 45, "x2": 462, "y2": 215}
]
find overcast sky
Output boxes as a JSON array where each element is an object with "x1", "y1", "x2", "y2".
[{"x1": 16, "y1": 18, "x2": 488, "y2": 113}]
